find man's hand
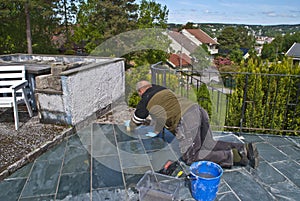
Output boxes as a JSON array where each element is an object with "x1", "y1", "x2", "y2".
[
  {"x1": 124, "y1": 120, "x2": 133, "y2": 132},
  {"x1": 145, "y1": 131, "x2": 158, "y2": 137},
  {"x1": 124, "y1": 120, "x2": 130, "y2": 127}
]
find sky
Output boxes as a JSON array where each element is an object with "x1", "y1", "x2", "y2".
[{"x1": 153, "y1": 0, "x2": 300, "y2": 25}]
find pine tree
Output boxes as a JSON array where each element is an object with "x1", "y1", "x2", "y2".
[
  {"x1": 0, "y1": 0, "x2": 60, "y2": 54},
  {"x1": 73, "y1": 0, "x2": 138, "y2": 53},
  {"x1": 195, "y1": 83, "x2": 212, "y2": 118}
]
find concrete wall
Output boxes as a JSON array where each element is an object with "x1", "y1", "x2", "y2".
[
  {"x1": 35, "y1": 58, "x2": 125, "y2": 126},
  {"x1": 0, "y1": 54, "x2": 111, "y2": 64}
]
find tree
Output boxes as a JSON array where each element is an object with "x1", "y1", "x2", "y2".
[
  {"x1": 217, "y1": 26, "x2": 255, "y2": 59},
  {"x1": 124, "y1": 0, "x2": 170, "y2": 67},
  {"x1": 73, "y1": 0, "x2": 138, "y2": 53},
  {"x1": 0, "y1": 0, "x2": 60, "y2": 54},
  {"x1": 217, "y1": 26, "x2": 239, "y2": 51},
  {"x1": 229, "y1": 49, "x2": 244, "y2": 63},
  {"x1": 55, "y1": 0, "x2": 83, "y2": 46},
  {"x1": 182, "y1": 22, "x2": 196, "y2": 29},
  {"x1": 262, "y1": 32, "x2": 300, "y2": 61},
  {"x1": 137, "y1": 0, "x2": 168, "y2": 29},
  {"x1": 195, "y1": 83, "x2": 212, "y2": 118},
  {"x1": 190, "y1": 45, "x2": 212, "y2": 72},
  {"x1": 226, "y1": 58, "x2": 300, "y2": 135},
  {"x1": 24, "y1": 1, "x2": 32, "y2": 54}
]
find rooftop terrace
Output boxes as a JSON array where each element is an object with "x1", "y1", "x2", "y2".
[
  {"x1": 0, "y1": 109, "x2": 300, "y2": 201},
  {"x1": 1, "y1": 55, "x2": 299, "y2": 200}
]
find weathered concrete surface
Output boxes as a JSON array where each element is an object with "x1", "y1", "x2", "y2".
[{"x1": 35, "y1": 58, "x2": 125, "y2": 126}]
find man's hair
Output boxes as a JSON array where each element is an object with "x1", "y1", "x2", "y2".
[{"x1": 136, "y1": 80, "x2": 152, "y2": 91}]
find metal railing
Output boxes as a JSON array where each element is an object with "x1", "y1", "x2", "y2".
[{"x1": 151, "y1": 63, "x2": 300, "y2": 135}]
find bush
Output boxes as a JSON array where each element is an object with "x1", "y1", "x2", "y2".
[
  {"x1": 195, "y1": 84, "x2": 212, "y2": 118},
  {"x1": 128, "y1": 92, "x2": 141, "y2": 108}
]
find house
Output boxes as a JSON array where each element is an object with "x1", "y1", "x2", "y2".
[
  {"x1": 286, "y1": 42, "x2": 300, "y2": 64},
  {"x1": 181, "y1": 29, "x2": 219, "y2": 55},
  {"x1": 240, "y1": 48, "x2": 250, "y2": 59},
  {"x1": 167, "y1": 53, "x2": 192, "y2": 70},
  {"x1": 166, "y1": 29, "x2": 219, "y2": 72},
  {"x1": 255, "y1": 36, "x2": 275, "y2": 56},
  {"x1": 167, "y1": 31, "x2": 198, "y2": 56}
]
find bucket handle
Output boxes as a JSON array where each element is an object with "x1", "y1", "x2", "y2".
[{"x1": 186, "y1": 174, "x2": 197, "y2": 180}]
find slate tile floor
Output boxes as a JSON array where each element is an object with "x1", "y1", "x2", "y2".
[{"x1": 1, "y1": 123, "x2": 300, "y2": 201}]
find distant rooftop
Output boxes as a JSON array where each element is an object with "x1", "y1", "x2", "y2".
[{"x1": 286, "y1": 42, "x2": 300, "y2": 59}]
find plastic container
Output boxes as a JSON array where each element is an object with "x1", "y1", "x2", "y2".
[
  {"x1": 136, "y1": 170, "x2": 182, "y2": 201},
  {"x1": 189, "y1": 161, "x2": 223, "y2": 201}
]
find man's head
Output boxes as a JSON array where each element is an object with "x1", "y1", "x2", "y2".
[{"x1": 136, "y1": 80, "x2": 152, "y2": 96}]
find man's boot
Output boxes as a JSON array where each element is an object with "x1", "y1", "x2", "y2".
[{"x1": 246, "y1": 143, "x2": 259, "y2": 168}]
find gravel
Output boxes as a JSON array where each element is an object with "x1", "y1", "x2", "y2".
[{"x1": 0, "y1": 107, "x2": 68, "y2": 176}]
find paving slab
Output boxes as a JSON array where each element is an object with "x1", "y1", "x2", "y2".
[{"x1": 1, "y1": 123, "x2": 300, "y2": 201}]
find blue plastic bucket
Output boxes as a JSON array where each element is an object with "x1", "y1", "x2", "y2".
[{"x1": 189, "y1": 161, "x2": 223, "y2": 201}]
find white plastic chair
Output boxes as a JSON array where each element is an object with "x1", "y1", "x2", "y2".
[{"x1": 0, "y1": 65, "x2": 33, "y2": 130}]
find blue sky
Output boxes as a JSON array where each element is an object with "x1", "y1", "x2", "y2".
[{"x1": 153, "y1": 0, "x2": 300, "y2": 25}]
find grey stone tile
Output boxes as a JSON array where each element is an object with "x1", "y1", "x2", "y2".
[
  {"x1": 119, "y1": 150, "x2": 151, "y2": 169},
  {"x1": 77, "y1": 131, "x2": 91, "y2": 146},
  {"x1": 276, "y1": 145, "x2": 300, "y2": 160},
  {"x1": 133, "y1": 125, "x2": 155, "y2": 137},
  {"x1": 272, "y1": 160, "x2": 300, "y2": 187},
  {"x1": 141, "y1": 137, "x2": 168, "y2": 151},
  {"x1": 123, "y1": 166, "x2": 152, "y2": 175},
  {"x1": 123, "y1": 166, "x2": 152, "y2": 189},
  {"x1": 93, "y1": 124, "x2": 117, "y2": 146},
  {"x1": 217, "y1": 192, "x2": 240, "y2": 201},
  {"x1": 37, "y1": 141, "x2": 67, "y2": 162},
  {"x1": 267, "y1": 180, "x2": 300, "y2": 201},
  {"x1": 76, "y1": 124, "x2": 92, "y2": 136},
  {"x1": 147, "y1": 148, "x2": 179, "y2": 171},
  {"x1": 92, "y1": 132, "x2": 118, "y2": 157},
  {"x1": 118, "y1": 140, "x2": 145, "y2": 154},
  {"x1": 66, "y1": 134, "x2": 82, "y2": 146},
  {"x1": 252, "y1": 161, "x2": 286, "y2": 185},
  {"x1": 222, "y1": 170, "x2": 274, "y2": 201},
  {"x1": 178, "y1": 179, "x2": 193, "y2": 200},
  {"x1": 214, "y1": 133, "x2": 244, "y2": 143},
  {"x1": 96, "y1": 123, "x2": 114, "y2": 135},
  {"x1": 242, "y1": 133, "x2": 265, "y2": 143},
  {"x1": 287, "y1": 136, "x2": 300, "y2": 145},
  {"x1": 114, "y1": 125, "x2": 138, "y2": 142},
  {"x1": 21, "y1": 160, "x2": 62, "y2": 197},
  {"x1": 256, "y1": 142, "x2": 287, "y2": 162},
  {"x1": 92, "y1": 156, "x2": 124, "y2": 189},
  {"x1": 19, "y1": 195, "x2": 55, "y2": 201},
  {"x1": 217, "y1": 179, "x2": 232, "y2": 193},
  {"x1": 262, "y1": 135, "x2": 294, "y2": 147},
  {"x1": 0, "y1": 178, "x2": 26, "y2": 201},
  {"x1": 56, "y1": 172, "x2": 90, "y2": 200},
  {"x1": 7, "y1": 162, "x2": 33, "y2": 179},
  {"x1": 62, "y1": 145, "x2": 90, "y2": 174}
]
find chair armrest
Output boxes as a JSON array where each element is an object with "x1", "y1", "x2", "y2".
[{"x1": 10, "y1": 80, "x2": 28, "y2": 91}]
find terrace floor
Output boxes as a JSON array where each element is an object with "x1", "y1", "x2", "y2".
[{"x1": 0, "y1": 122, "x2": 300, "y2": 201}]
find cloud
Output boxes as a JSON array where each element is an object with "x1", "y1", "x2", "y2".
[
  {"x1": 263, "y1": 11, "x2": 277, "y2": 17},
  {"x1": 262, "y1": 10, "x2": 299, "y2": 18}
]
